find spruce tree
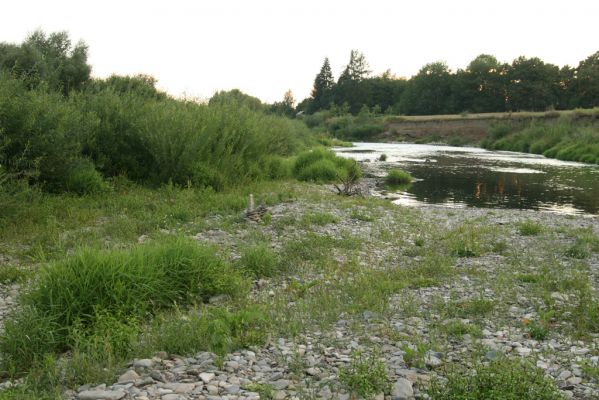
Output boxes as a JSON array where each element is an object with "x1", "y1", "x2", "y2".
[{"x1": 310, "y1": 57, "x2": 335, "y2": 112}]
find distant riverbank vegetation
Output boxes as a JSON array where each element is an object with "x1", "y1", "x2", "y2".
[{"x1": 482, "y1": 117, "x2": 599, "y2": 165}]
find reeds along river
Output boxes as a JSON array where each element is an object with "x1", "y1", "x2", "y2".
[{"x1": 336, "y1": 143, "x2": 599, "y2": 215}]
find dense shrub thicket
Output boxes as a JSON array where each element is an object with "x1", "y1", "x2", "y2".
[{"x1": 0, "y1": 72, "x2": 311, "y2": 192}]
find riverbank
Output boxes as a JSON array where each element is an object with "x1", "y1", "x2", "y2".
[
  {"x1": 1, "y1": 178, "x2": 599, "y2": 399},
  {"x1": 379, "y1": 109, "x2": 599, "y2": 146}
]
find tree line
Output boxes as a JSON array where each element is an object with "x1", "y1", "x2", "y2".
[{"x1": 300, "y1": 50, "x2": 599, "y2": 116}]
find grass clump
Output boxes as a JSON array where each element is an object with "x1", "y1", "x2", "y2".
[
  {"x1": 237, "y1": 243, "x2": 281, "y2": 278},
  {"x1": 0, "y1": 238, "x2": 248, "y2": 376},
  {"x1": 427, "y1": 358, "x2": 565, "y2": 399},
  {"x1": 300, "y1": 212, "x2": 340, "y2": 226},
  {"x1": 442, "y1": 297, "x2": 495, "y2": 319},
  {"x1": 339, "y1": 350, "x2": 391, "y2": 399},
  {"x1": 518, "y1": 220, "x2": 543, "y2": 236},
  {"x1": 385, "y1": 168, "x2": 412, "y2": 185},
  {"x1": 439, "y1": 320, "x2": 482, "y2": 339}
]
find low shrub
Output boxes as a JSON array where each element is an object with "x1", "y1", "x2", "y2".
[
  {"x1": 293, "y1": 147, "x2": 361, "y2": 183},
  {"x1": 65, "y1": 159, "x2": 106, "y2": 195}
]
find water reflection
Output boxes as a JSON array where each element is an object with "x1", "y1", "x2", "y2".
[{"x1": 336, "y1": 143, "x2": 599, "y2": 215}]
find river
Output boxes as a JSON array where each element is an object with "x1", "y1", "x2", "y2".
[{"x1": 335, "y1": 143, "x2": 599, "y2": 215}]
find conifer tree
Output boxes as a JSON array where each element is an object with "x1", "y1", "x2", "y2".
[{"x1": 310, "y1": 57, "x2": 335, "y2": 111}]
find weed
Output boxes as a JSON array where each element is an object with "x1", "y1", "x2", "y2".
[
  {"x1": 523, "y1": 319, "x2": 550, "y2": 340},
  {"x1": 246, "y1": 383, "x2": 275, "y2": 399},
  {"x1": 402, "y1": 343, "x2": 428, "y2": 369},
  {"x1": 339, "y1": 350, "x2": 391, "y2": 399}
]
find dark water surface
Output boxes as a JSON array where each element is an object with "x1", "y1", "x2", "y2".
[{"x1": 336, "y1": 143, "x2": 599, "y2": 215}]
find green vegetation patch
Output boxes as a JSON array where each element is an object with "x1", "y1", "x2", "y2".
[
  {"x1": 427, "y1": 358, "x2": 565, "y2": 399},
  {"x1": 518, "y1": 220, "x2": 544, "y2": 236},
  {"x1": 0, "y1": 238, "x2": 248, "y2": 376},
  {"x1": 339, "y1": 350, "x2": 391, "y2": 399},
  {"x1": 293, "y1": 147, "x2": 361, "y2": 184},
  {"x1": 385, "y1": 169, "x2": 412, "y2": 186}
]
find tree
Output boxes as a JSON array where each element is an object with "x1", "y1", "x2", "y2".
[
  {"x1": 506, "y1": 56, "x2": 560, "y2": 111},
  {"x1": 399, "y1": 61, "x2": 453, "y2": 115},
  {"x1": 465, "y1": 54, "x2": 507, "y2": 112},
  {"x1": 208, "y1": 89, "x2": 263, "y2": 111},
  {"x1": 310, "y1": 57, "x2": 335, "y2": 112},
  {"x1": 0, "y1": 29, "x2": 91, "y2": 94},
  {"x1": 270, "y1": 89, "x2": 296, "y2": 117},
  {"x1": 570, "y1": 51, "x2": 599, "y2": 108},
  {"x1": 338, "y1": 50, "x2": 371, "y2": 84},
  {"x1": 334, "y1": 50, "x2": 372, "y2": 114}
]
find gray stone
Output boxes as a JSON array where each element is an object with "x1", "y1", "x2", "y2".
[
  {"x1": 206, "y1": 385, "x2": 219, "y2": 394},
  {"x1": 424, "y1": 354, "x2": 443, "y2": 368},
  {"x1": 77, "y1": 390, "x2": 126, "y2": 400},
  {"x1": 117, "y1": 369, "x2": 140, "y2": 384},
  {"x1": 150, "y1": 371, "x2": 166, "y2": 382},
  {"x1": 558, "y1": 370, "x2": 572, "y2": 380},
  {"x1": 199, "y1": 372, "x2": 215, "y2": 383},
  {"x1": 174, "y1": 383, "x2": 196, "y2": 394},
  {"x1": 134, "y1": 358, "x2": 154, "y2": 368},
  {"x1": 162, "y1": 395, "x2": 186, "y2": 400},
  {"x1": 392, "y1": 378, "x2": 414, "y2": 400},
  {"x1": 567, "y1": 377, "x2": 582, "y2": 385},
  {"x1": 271, "y1": 379, "x2": 291, "y2": 390},
  {"x1": 225, "y1": 385, "x2": 240, "y2": 394}
]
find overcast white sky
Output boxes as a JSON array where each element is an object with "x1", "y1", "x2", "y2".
[{"x1": 2, "y1": 0, "x2": 598, "y2": 103}]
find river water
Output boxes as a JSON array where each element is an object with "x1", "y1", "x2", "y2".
[{"x1": 335, "y1": 142, "x2": 599, "y2": 215}]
